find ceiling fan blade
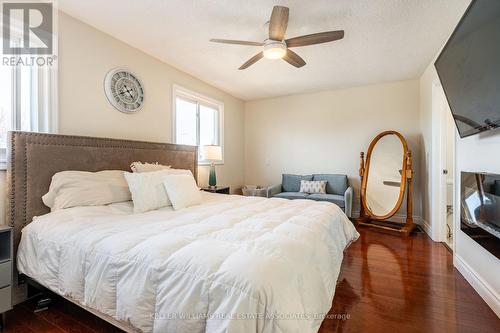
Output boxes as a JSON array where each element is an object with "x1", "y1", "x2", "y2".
[
  {"x1": 286, "y1": 30, "x2": 344, "y2": 47},
  {"x1": 210, "y1": 39, "x2": 264, "y2": 46},
  {"x1": 239, "y1": 52, "x2": 264, "y2": 70},
  {"x1": 268, "y1": 6, "x2": 289, "y2": 41},
  {"x1": 283, "y1": 49, "x2": 306, "y2": 68}
]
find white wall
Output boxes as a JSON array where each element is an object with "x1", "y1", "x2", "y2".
[
  {"x1": 244, "y1": 80, "x2": 422, "y2": 219},
  {"x1": 57, "y1": 12, "x2": 245, "y2": 191},
  {"x1": 419, "y1": 61, "x2": 500, "y2": 315},
  {"x1": 454, "y1": 131, "x2": 500, "y2": 315}
]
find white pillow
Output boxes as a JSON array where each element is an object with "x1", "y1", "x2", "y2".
[
  {"x1": 124, "y1": 168, "x2": 192, "y2": 213},
  {"x1": 130, "y1": 161, "x2": 171, "y2": 173},
  {"x1": 163, "y1": 174, "x2": 202, "y2": 210},
  {"x1": 42, "y1": 170, "x2": 132, "y2": 211}
]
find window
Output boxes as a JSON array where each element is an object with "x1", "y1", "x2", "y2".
[
  {"x1": 0, "y1": 64, "x2": 57, "y2": 167},
  {"x1": 173, "y1": 85, "x2": 223, "y2": 164},
  {"x1": 0, "y1": 35, "x2": 57, "y2": 168},
  {"x1": 0, "y1": 67, "x2": 14, "y2": 152}
]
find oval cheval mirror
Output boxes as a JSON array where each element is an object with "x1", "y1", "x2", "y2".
[{"x1": 357, "y1": 131, "x2": 416, "y2": 236}]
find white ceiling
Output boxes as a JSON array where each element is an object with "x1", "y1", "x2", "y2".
[{"x1": 58, "y1": 0, "x2": 470, "y2": 101}]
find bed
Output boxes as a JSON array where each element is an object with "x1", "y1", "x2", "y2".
[{"x1": 7, "y1": 131, "x2": 359, "y2": 333}]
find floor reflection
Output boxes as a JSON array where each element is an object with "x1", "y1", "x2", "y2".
[{"x1": 360, "y1": 230, "x2": 415, "y2": 316}]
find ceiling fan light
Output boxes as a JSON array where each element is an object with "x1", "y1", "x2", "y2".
[{"x1": 263, "y1": 42, "x2": 286, "y2": 59}]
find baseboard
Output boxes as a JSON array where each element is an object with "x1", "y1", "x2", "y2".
[
  {"x1": 417, "y1": 218, "x2": 432, "y2": 238},
  {"x1": 454, "y1": 254, "x2": 500, "y2": 317}
]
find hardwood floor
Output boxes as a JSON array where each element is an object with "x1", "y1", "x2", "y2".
[
  {"x1": 2, "y1": 227, "x2": 499, "y2": 333},
  {"x1": 318, "y1": 227, "x2": 499, "y2": 333}
]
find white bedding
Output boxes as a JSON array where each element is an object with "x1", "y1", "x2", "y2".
[{"x1": 17, "y1": 193, "x2": 359, "y2": 333}]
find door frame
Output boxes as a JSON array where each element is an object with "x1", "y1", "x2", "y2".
[{"x1": 431, "y1": 81, "x2": 456, "y2": 250}]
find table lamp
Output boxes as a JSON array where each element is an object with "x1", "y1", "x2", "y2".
[{"x1": 201, "y1": 145, "x2": 222, "y2": 188}]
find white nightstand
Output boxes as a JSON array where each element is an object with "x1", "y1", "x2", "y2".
[{"x1": 0, "y1": 226, "x2": 12, "y2": 330}]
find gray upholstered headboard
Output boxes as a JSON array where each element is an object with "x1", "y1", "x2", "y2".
[{"x1": 6, "y1": 131, "x2": 198, "y2": 254}]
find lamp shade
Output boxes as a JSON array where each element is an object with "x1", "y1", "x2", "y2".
[{"x1": 201, "y1": 145, "x2": 222, "y2": 161}]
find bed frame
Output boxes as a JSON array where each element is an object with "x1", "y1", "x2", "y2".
[{"x1": 6, "y1": 131, "x2": 198, "y2": 332}]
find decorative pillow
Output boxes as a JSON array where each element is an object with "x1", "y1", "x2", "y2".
[
  {"x1": 130, "y1": 161, "x2": 171, "y2": 173},
  {"x1": 42, "y1": 170, "x2": 132, "y2": 211},
  {"x1": 163, "y1": 174, "x2": 202, "y2": 210},
  {"x1": 124, "y1": 168, "x2": 192, "y2": 213},
  {"x1": 299, "y1": 180, "x2": 327, "y2": 194}
]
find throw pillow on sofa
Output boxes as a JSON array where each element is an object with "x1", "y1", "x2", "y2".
[{"x1": 299, "y1": 180, "x2": 327, "y2": 194}]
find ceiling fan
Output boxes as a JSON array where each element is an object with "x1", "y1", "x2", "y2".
[{"x1": 210, "y1": 6, "x2": 344, "y2": 70}]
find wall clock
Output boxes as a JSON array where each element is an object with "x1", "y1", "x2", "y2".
[{"x1": 104, "y1": 68, "x2": 144, "y2": 113}]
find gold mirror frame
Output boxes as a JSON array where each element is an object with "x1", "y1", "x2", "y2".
[
  {"x1": 357, "y1": 130, "x2": 415, "y2": 236},
  {"x1": 362, "y1": 131, "x2": 408, "y2": 220}
]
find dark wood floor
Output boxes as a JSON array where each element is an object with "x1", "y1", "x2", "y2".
[
  {"x1": 318, "y1": 227, "x2": 499, "y2": 333},
  {"x1": 3, "y1": 227, "x2": 499, "y2": 333}
]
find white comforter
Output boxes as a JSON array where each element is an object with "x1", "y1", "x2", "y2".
[{"x1": 17, "y1": 193, "x2": 359, "y2": 333}]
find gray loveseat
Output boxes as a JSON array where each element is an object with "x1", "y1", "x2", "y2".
[{"x1": 268, "y1": 174, "x2": 353, "y2": 218}]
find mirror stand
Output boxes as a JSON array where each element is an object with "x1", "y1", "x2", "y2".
[{"x1": 357, "y1": 134, "x2": 416, "y2": 236}]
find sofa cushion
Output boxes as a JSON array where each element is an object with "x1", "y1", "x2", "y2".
[
  {"x1": 282, "y1": 174, "x2": 313, "y2": 192},
  {"x1": 312, "y1": 174, "x2": 348, "y2": 195},
  {"x1": 308, "y1": 193, "x2": 345, "y2": 207},
  {"x1": 274, "y1": 192, "x2": 310, "y2": 200}
]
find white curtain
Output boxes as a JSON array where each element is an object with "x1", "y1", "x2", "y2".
[
  {"x1": 0, "y1": 34, "x2": 58, "y2": 166},
  {"x1": 15, "y1": 64, "x2": 58, "y2": 133}
]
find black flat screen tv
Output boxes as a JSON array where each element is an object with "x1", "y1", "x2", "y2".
[
  {"x1": 461, "y1": 172, "x2": 500, "y2": 259},
  {"x1": 435, "y1": 0, "x2": 500, "y2": 138}
]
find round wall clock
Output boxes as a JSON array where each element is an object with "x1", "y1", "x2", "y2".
[{"x1": 104, "y1": 68, "x2": 144, "y2": 113}]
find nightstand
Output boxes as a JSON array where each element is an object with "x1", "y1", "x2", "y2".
[
  {"x1": 0, "y1": 226, "x2": 12, "y2": 330},
  {"x1": 201, "y1": 186, "x2": 230, "y2": 194}
]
